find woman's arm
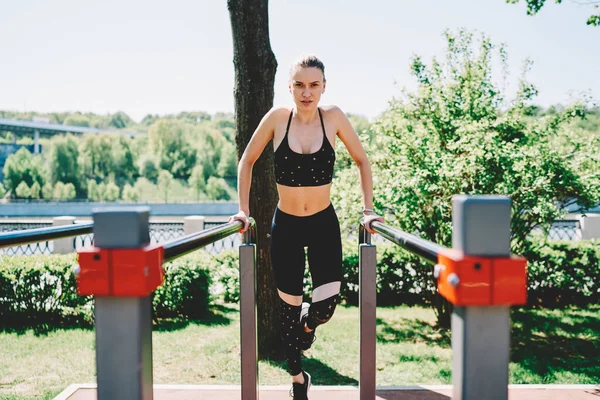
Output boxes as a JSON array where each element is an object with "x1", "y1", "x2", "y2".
[
  {"x1": 332, "y1": 106, "x2": 383, "y2": 233},
  {"x1": 230, "y1": 107, "x2": 283, "y2": 231}
]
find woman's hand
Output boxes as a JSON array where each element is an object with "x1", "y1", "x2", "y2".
[
  {"x1": 363, "y1": 211, "x2": 384, "y2": 235},
  {"x1": 229, "y1": 210, "x2": 250, "y2": 233}
]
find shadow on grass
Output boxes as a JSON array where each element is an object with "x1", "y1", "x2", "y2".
[
  {"x1": 153, "y1": 304, "x2": 235, "y2": 332},
  {"x1": 510, "y1": 305, "x2": 600, "y2": 383},
  {"x1": 264, "y1": 356, "x2": 358, "y2": 385},
  {"x1": 0, "y1": 304, "x2": 237, "y2": 336},
  {"x1": 377, "y1": 389, "x2": 450, "y2": 400},
  {"x1": 376, "y1": 317, "x2": 451, "y2": 347}
]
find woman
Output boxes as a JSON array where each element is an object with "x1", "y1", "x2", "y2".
[{"x1": 230, "y1": 55, "x2": 383, "y2": 399}]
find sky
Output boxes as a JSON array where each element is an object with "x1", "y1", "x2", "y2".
[{"x1": 0, "y1": 0, "x2": 598, "y2": 122}]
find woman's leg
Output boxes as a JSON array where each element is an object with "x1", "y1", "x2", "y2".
[
  {"x1": 270, "y1": 208, "x2": 308, "y2": 382},
  {"x1": 303, "y1": 205, "x2": 343, "y2": 341}
]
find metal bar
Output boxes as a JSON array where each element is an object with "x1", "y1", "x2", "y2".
[
  {"x1": 163, "y1": 220, "x2": 243, "y2": 262},
  {"x1": 95, "y1": 297, "x2": 153, "y2": 400},
  {"x1": 370, "y1": 221, "x2": 444, "y2": 264},
  {"x1": 451, "y1": 195, "x2": 511, "y2": 400},
  {"x1": 359, "y1": 241, "x2": 377, "y2": 399},
  {"x1": 92, "y1": 208, "x2": 153, "y2": 400},
  {"x1": 239, "y1": 242, "x2": 258, "y2": 400},
  {"x1": 0, "y1": 222, "x2": 93, "y2": 248}
]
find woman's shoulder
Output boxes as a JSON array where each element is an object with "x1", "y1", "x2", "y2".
[
  {"x1": 268, "y1": 105, "x2": 293, "y2": 117},
  {"x1": 319, "y1": 105, "x2": 346, "y2": 121}
]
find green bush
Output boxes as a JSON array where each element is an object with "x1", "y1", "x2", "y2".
[
  {"x1": 523, "y1": 235, "x2": 600, "y2": 307},
  {"x1": 0, "y1": 255, "x2": 92, "y2": 330},
  {"x1": 0, "y1": 251, "x2": 238, "y2": 330},
  {"x1": 335, "y1": 241, "x2": 434, "y2": 307},
  {"x1": 153, "y1": 256, "x2": 212, "y2": 319}
]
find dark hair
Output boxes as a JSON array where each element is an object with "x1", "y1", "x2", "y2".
[{"x1": 290, "y1": 55, "x2": 326, "y2": 81}]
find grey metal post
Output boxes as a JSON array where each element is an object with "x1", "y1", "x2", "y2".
[
  {"x1": 240, "y1": 228, "x2": 258, "y2": 400},
  {"x1": 451, "y1": 195, "x2": 511, "y2": 400},
  {"x1": 359, "y1": 224, "x2": 376, "y2": 399},
  {"x1": 183, "y1": 216, "x2": 205, "y2": 235},
  {"x1": 93, "y1": 207, "x2": 153, "y2": 400},
  {"x1": 52, "y1": 216, "x2": 76, "y2": 254}
]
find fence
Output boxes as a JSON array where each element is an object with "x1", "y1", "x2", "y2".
[{"x1": 0, "y1": 218, "x2": 240, "y2": 256}]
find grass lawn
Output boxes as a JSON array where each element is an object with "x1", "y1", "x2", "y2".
[{"x1": 1, "y1": 304, "x2": 599, "y2": 400}]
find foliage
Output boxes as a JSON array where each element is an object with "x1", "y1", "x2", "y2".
[
  {"x1": 30, "y1": 181, "x2": 41, "y2": 200},
  {"x1": 506, "y1": 0, "x2": 600, "y2": 26},
  {"x1": 48, "y1": 134, "x2": 80, "y2": 190},
  {"x1": 523, "y1": 233, "x2": 600, "y2": 307},
  {"x1": 0, "y1": 182, "x2": 6, "y2": 198},
  {"x1": 0, "y1": 252, "x2": 237, "y2": 329},
  {"x1": 188, "y1": 165, "x2": 206, "y2": 201},
  {"x1": 0, "y1": 255, "x2": 92, "y2": 330},
  {"x1": 15, "y1": 181, "x2": 31, "y2": 199},
  {"x1": 42, "y1": 182, "x2": 53, "y2": 200},
  {"x1": 153, "y1": 257, "x2": 212, "y2": 319},
  {"x1": 52, "y1": 182, "x2": 76, "y2": 200},
  {"x1": 206, "y1": 177, "x2": 231, "y2": 200},
  {"x1": 104, "y1": 181, "x2": 120, "y2": 202},
  {"x1": 149, "y1": 119, "x2": 197, "y2": 179},
  {"x1": 157, "y1": 170, "x2": 174, "y2": 202},
  {"x1": 121, "y1": 183, "x2": 140, "y2": 202},
  {"x1": 2, "y1": 147, "x2": 45, "y2": 194},
  {"x1": 138, "y1": 155, "x2": 159, "y2": 183},
  {"x1": 332, "y1": 29, "x2": 599, "y2": 327}
]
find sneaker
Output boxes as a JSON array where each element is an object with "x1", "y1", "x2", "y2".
[
  {"x1": 299, "y1": 302, "x2": 317, "y2": 351},
  {"x1": 290, "y1": 370, "x2": 311, "y2": 399}
]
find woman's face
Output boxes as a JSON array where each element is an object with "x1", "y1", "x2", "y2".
[{"x1": 289, "y1": 67, "x2": 326, "y2": 110}]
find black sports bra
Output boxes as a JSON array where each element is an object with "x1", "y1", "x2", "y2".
[{"x1": 273, "y1": 108, "x2": 336, "y2": 187}]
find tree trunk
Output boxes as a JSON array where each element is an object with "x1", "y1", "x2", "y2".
[{"x1": 227, "y1": 0, "x2": 280, "y2": 360}]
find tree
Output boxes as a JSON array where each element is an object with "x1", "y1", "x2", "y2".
[
  {"x1": 104, "y1": 182, "x2": 120, "y2": 202},
  {"x1": 0, "y1": 183, "x2": 6, "y2": 198},
  {"x1": 227, "y1": 0, "x2": 280, "y2": 359},
  {"x1": 332, "y1": 29, "x2": 599, "y2": 328},
  {"x1": 122, "y1": 183, "x2": 140, "y2": 202},
  {"x1": 30, "y1": 181, "x2": 41, "y2": 199},
  {"x1": 87, "y1": 180, "x2": 98, "y2": 201},
  {"x1": 139, "y1": 155, "x2": 160, "y2": 183},
  {"x1": 188, "y1": 165, "x2": 206, "y2": 201},
  {"x1": 15, "y1": 182, "x2": 31, "y2": 199},
  {"x1": 148, "y1": 119, "x2": 197, "y2": 179},
  {"x1": 217, "y1": 141, "x2": 238, "y2": 178},
  {"x1": 2, "y1": 147, "x2": 45, "y2": 194},
  {"x1": 63, "y1": 183, "x2": 77, "y2": 200},
  {"x1": 157, "y1": 170, "x2": 173, "y2": 203},
  {"x1": 52, "y1": 182, "x2": 66, "y2": 200},
  {"x1": 507, "y1": 0, "x2": 600, "y2": 26},
  {"x1": 42, "y1": 183, "x2": 53, "y2": 200},
  {"x1": 206, "y1": 177, "x2": 231, "y2": 201},
  {"x1": 49, "y1": 134, "x2": 80, "y2": 189}
]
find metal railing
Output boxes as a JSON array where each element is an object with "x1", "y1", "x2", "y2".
[
  {"x1": 73, "y1": 208, "x2": 258, "y2": 400},
  {"x1": 357, "y1": 195, "x2": 525, "y2": 400},
  {"x1": 0, "y1": 223, "x2": 94, "y2": 249},
  {"x1": 0, "y1": 220, "x2": 240, "y2": 256}
]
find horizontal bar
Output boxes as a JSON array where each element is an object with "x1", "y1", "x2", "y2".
[
  {"x1": 163, "y1": 218, "x2": 256, "y2": 262},
  {"x1": 370, "y1": 221, "x2": 445, "y2": 264},
  {"x1": 0, "y1": 222, "x2": 93, "y2": 248}
]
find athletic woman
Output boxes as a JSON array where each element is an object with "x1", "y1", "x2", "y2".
[{"x1": 230, "y1": 55, "x2": 383, "y2": 399}]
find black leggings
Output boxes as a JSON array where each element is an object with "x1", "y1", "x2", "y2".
[{"x1": 270, "y1": 203, "x2": 343, "y2": 375}]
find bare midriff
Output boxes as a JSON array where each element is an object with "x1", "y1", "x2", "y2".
[{"x1": 276, "y1": 183, "x2": 332, "y2": 216}]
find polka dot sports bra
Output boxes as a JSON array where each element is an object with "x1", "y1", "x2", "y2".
[{"x1": 274, "y1": 108, "x2": 336, "y2": 187}]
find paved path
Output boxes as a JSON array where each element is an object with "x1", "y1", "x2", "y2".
[{"x1": 55, "y1": 384, "x2": 600, "y2": 400}]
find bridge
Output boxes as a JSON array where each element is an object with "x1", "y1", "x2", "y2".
[{"x1": 0, "y1": 118, "x2": 144, "y2": 153}]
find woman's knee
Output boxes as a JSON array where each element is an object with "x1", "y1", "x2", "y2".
[{"x1": 306, "y1": 293, "x2": 340, "y2": 330}]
